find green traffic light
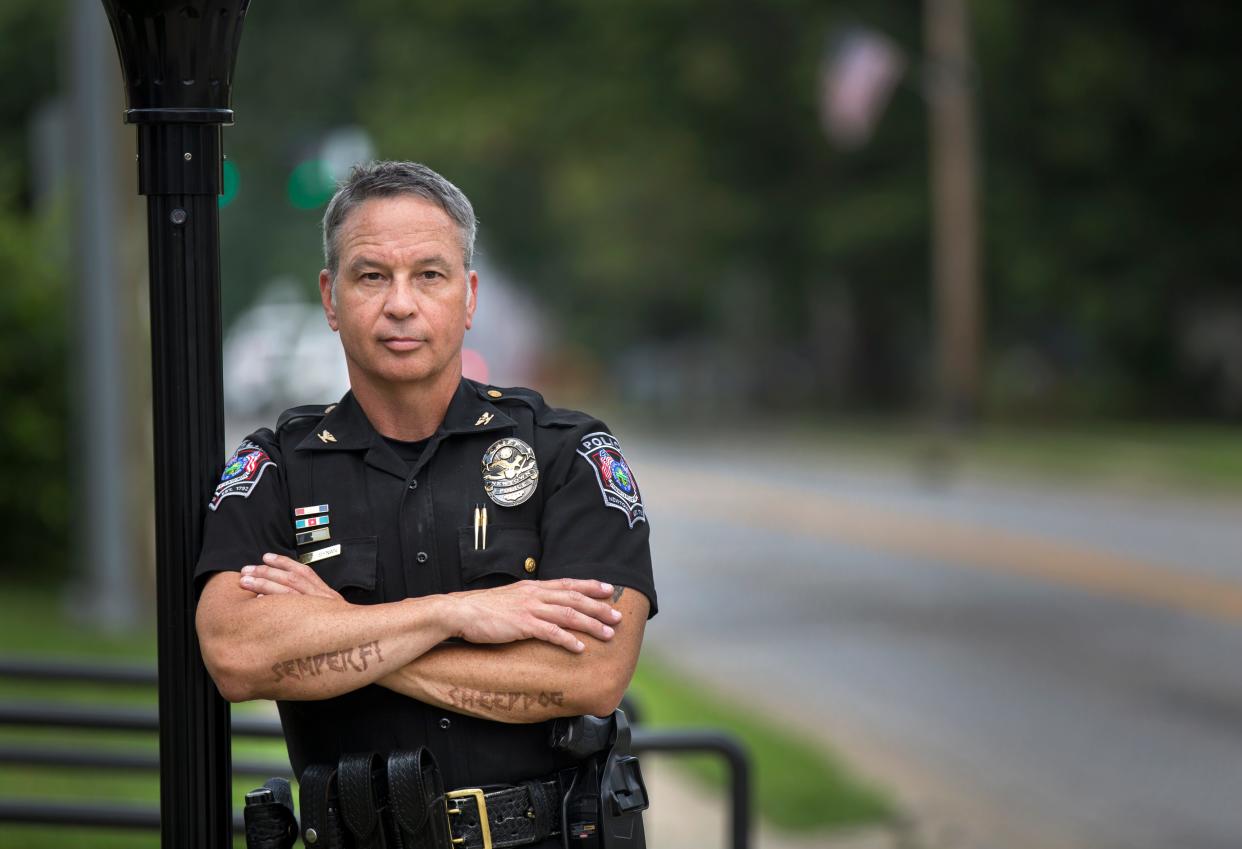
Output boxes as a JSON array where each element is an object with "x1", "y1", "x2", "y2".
[
  {"x1": 287, "y1": 159, "x2": 336, "y2": 210},
  {"x1": 219, "y1": 159, "x2": 240, "y2": 209}
]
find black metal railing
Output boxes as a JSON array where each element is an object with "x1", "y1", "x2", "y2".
[{"x1": 0, "y1": 657, "x2": 751, "y2": 848}]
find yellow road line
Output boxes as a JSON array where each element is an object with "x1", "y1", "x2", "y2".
[{"x1": 643, "y1": 466, "x2": 1242, "y2": 624}]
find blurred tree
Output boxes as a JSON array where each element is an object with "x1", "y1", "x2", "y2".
[
  {"x1": 0, "y1": 0, "x2": 67, "y2": 581},
  {"x1": 976, "y1": 0, "x2": 1242, "y2": 417},
  {"x1": 348, "y1": 0, "x2": 930, "y2": 408},
  {"x1": 0, "y1": 206, "x2": 68, "y2": 582},
  {"x1": 7, "y1": 0, "x2": 1241, "y2": 476}
]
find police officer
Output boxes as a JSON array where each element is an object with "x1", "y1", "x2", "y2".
[{"x1": 196, "y1": 161, "x2": 656, "y2": 849}]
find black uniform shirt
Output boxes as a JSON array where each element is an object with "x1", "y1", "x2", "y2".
[{"x1": 196, "y1": 378, "x2": 657, "y2": 789}]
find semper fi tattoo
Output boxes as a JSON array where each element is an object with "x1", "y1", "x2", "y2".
[{"x1": 271, "y1": 640, "x2": 384, "y2": 682}]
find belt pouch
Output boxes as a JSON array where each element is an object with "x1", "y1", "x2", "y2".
[
  {"x1": 243, "y1": 777, "x2": 298, "y2": 849},
  {"x1": 339, "y1": 752, "x2": 391, "y2": 849},
  {"x1": 300, "y1": 763, "x2": 349, "y2": 849},
  {"x1": 387, "y1": 748, "x2": 450, "y2": 849}
]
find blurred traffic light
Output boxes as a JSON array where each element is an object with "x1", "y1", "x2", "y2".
[
  {"x1": 287, "y1": 159, "x2": 335, "y2": 210},
  {"x1": 219, "y1": 158, "x2": 240, "y2": 208}
]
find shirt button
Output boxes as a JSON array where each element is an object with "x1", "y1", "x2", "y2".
[
  {"x1": 416, "y1": 551, "x2": 429, "y2": 564},
  {"x1": 524, "y1": 557, "x2": 537, "y2": 574},
  {"x1": 439, "y1": 717, "x2": 451, "y2": 730},
  {"x1": 408, "y1": 480, "x2": 418, "y2": 491}
]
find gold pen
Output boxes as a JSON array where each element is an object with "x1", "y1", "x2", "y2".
[
  {"x1": 481, "y1": 505, "x2": 488, "y2": 550},
  {"x1": 473, "y1": 505, "x2": 481, "y2": 550}
]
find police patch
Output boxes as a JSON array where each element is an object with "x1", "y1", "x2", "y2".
[
  {"x1": 577, "y1": 432, "x2": 645, "y2": 528},
  {"x1": 209, "y1": 439, "x2": 275, "y2": 512}
]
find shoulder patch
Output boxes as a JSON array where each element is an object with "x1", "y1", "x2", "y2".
[
  {"x1": 576, "y1": 431, "x2": 646, "y2": 528},
  {"x1": 210, "y1": 439, "x2": 276, "y2": 511}
]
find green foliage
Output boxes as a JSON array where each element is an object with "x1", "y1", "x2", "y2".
[
  {"x1": 0, "y1": 0, "x2": 62, "y2": 198},
  {"x1": 0, "y1": 0, "x2": 67, "y2": 580},
  {"x1": 975, "y1": 1, "x2": 1242, "y2": 417},
  {"x1": 0, "y1": 207, "x2": 69, "y2": 581},
  {"x1": 629, "y1": 657, "x2": 894, "y2": 832},
  {"x1": 346, "y1": 0, "x2": 930, "y2": 405}
]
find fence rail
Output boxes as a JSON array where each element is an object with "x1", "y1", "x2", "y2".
[{"x1": 0, "y1": 657, "x2": 751, "y2": 849}]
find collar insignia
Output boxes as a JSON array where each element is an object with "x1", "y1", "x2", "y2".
[
  {"x1": 317, "y1": 429, "x2": 337, "y2": 444},
  {"x1": 475, "y1": 412, "x2": 494, "y2": 427}
]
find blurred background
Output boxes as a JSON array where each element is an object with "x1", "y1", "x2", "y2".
[{"x1": 1, "y1": 1, "x2": 1241, "y2": 847}]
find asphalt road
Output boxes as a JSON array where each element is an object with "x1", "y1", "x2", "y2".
[{"x1": 632, "y1": 433, "x2": 1242, "y2": 849}]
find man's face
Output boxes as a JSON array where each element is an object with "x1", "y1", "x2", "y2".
[{"x1": 319, "y1": 195, "x2": 477, "y2": 393}]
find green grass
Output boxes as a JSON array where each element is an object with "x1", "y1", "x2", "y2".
[
  {"x1": 739, "y1": 418, "x2": 1242, "y2": 494},
  {"x1": 955, "y1": 423, "x2": 1242, "y2": 491},
  {"x1": 0, "y1": 586, "x2": 283, "y2": 849},
  {"x1": 628, "y1": 657, "x2": 893, "y2": 832},
  {"x1": 0, "y1": 585, "x2": 894, "y2": 844},
  {"x1": 0, "y1": 587, "x2": 156, "y2": 658},
  {"x1": 613, "y1": 406, "x2": 1242, "y2": 495}
]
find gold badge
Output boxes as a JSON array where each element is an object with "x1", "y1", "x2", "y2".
[{"x1": 481, "y1": 437, "x2": 539, "y2": 507}]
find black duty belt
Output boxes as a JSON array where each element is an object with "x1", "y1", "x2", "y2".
[
  {"x1": 445, "y1": 778, "x2": 562, "y2": 849},
  {"x1": 257, "y1": 710, "x2": 647, "y2": 849},
  {"x1": 298, "y1": 747, "x2": 562, "y2": 849}
]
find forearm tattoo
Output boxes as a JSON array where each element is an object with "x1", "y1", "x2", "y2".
[
  {"x1": 271, "y1": 640, "x2": 385, "y2": 682},
  {"x1": 446, "y1": 687, "x2": 565, "y2": 713},
  {"x1": 611, "y1": 585, "x2": 626, "y2": 603}
]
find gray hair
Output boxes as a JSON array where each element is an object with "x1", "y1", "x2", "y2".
[{"x1": 322, "y1": 161, "x2": 478, "y2": 288}]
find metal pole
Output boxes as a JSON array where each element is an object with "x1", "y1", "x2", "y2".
[
  {"x1": 98, "y1": 3, "x2": 252, "y2": 846},
  {"x1": 71, "y1": 0, "x2": 138, "y2": 630},
  {"x1": 925, "y1": 0, "x2": 983, "y2": 423},
  {"x1": 144, "y1": 123, "x2": 233, "y2": 849},
  {"x1": 634, "y1": 730, "x2": 752, "y2": 849}
]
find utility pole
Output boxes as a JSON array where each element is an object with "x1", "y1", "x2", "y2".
[
  {"x1": 924, "y1": 0, "x2": 983, "y2": 423},
  {"x1": 71, "y1": 0, "x2": 140, "y2": 629},
  {"x1": 99, "y1": 2, "x2": 252, "y2": 845}
]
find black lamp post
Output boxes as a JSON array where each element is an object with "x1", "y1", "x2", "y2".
[{"x1": 98, "y1": 2, "x2": 252, "y2": 846}]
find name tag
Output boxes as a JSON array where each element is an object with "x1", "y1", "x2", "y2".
[{"x1": 298, "y1": 544, "x2": 341, "y2": 565}]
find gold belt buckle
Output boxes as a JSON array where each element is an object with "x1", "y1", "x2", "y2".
[{"x1": 446, "y1": 788, "x2": 492, "y2": 849}]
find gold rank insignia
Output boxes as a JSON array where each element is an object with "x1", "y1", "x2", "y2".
[
  {"x1": 475, "y1": 412, "x2": 494, "y2": 427},
  {"x1": 317, "y1": 429, "x2": 337, "y2": 443}
]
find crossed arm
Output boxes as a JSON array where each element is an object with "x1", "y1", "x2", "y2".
[
  {"x1": 378, "y1": 582, "x2": 647, "y2": 722},
  {"x1": 195, "y1": 553, "x2": 647, "y2": 721}
]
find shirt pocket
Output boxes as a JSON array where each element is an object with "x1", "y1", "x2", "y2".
[
  {"x1": 457, "y1": 525, "x2": 542, "y2": 588},
  {"x1": 306, "y1": 536, "x2": 378, "y2": 602}
]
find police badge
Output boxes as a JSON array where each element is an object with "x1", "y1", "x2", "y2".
[{"x1": 481, "y1": 437, "x2": 539, "y2": 507}]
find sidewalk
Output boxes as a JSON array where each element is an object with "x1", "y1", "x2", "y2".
[{"x1": 643, "y1": 756, "x2": 902, "y2": 849}]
